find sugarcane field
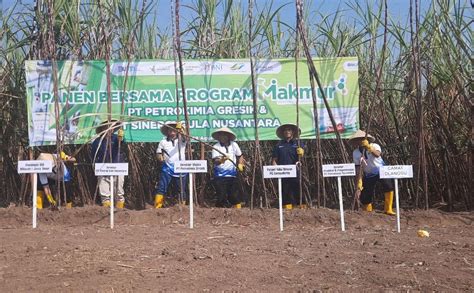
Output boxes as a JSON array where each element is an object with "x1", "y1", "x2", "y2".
[{"x1": 0, "y1": 0, "x2": 472, "y2": 292}]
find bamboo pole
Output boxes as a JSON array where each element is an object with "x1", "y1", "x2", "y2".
[
  {"x1": 294, "y1": 0, "x2": 303, "y2": 207},
  {"x1": 248, "y1": 0, "x2": 267, "y2": 209},
  {"x1": 296, "y1": 0, "x2": 348, "y2": 164}
]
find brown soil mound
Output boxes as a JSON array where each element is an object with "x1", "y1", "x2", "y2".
[{"x1": 0, "y1": 207, "x2": 472, "y2": 291}]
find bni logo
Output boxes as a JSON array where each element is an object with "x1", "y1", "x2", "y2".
[
  {"x1": 203, "y1": 62, "x2": 223, "y2": 71},
  {"x1": 343, "y1": 61, "x2": 358, "y2": 71}
]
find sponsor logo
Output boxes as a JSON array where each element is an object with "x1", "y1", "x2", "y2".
[
  {"x1": 230, "y1": 63, "x2": 245, "y2": 70},
  {"x1": 255, "y1": 61, "x2": 282, "y2": 74},
  {"x1": 202, "y1": 62, "x2": 224, "y2": 71},
  {"x1": 343, "y1": 61, "x2": 358, "y2": 71}
]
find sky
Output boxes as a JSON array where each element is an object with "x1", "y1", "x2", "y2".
[{"x1": 2, "y1": 0, "x2": 434, "y2": 30}]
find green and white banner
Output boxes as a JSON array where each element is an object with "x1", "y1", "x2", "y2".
[{"x1": 25, "y1": 57, "x2": 359, "y2": 146}]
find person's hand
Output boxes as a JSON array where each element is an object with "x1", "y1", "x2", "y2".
[
  {"x1": 60, "y1": 151, "x2": 75, "y2": 162},
  {"x1": 46, "y1": 193, "x2": 57, "y2": 207},
  {"x1": 219, "y1": 156, "x2": 228, "y2": 164},
  {"x1": 237, "y1": 163, "x2": 245, "y2": 172},
  {"x1": 175, "y1": 121, "x2": 184, "y2": 133},
  {"x1": 360, "y1": 139, "x2": 374, "y2": 153},
  {"x1": 117, "y1": 128, "x2": 124, "y2": 139},
  {"x1": 296, "y1": 147, "x2": 304, "y2": 157},
  {"x1": 357, "y1": 178, "x2": 363, "y2": 191}
]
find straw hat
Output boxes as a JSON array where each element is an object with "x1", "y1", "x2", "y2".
[
  {"x1": 37, "y1": 153, "x2": 55, "y2": 162},
  {"x1": 348, "y1": 130, "x2": 375, "y2": 143},
  {"x1": 160, "y1": 122, "x2": 182, "y2": 136},
  {"x1": 276, "y1": 123, "x2": 301, "y2": 139},
  {"x1": 95, "y1": 119, "x2": 120, "y2": 134},
  {"x1": 36, "y1": 153, "x2": 60, "y2": 174},
  {"x1": 211, "y1": 127, "x2": 236, "y2": 141}
]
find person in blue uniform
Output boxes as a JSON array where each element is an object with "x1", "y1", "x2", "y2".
[
  {"x1": 153, "y1": 122, "x2": 187, "y2": 208},
  {"x1": 271, "y1": 123, "x2": 305, "y2": 209}
]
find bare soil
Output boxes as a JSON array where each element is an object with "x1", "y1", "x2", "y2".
[{"x1": 0, "y1": 206, "x2": 473, "y2": 292}]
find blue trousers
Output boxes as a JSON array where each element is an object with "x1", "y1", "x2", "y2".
[{"x1": 155, "y1": 172, "x2": 188, "y2": 201}]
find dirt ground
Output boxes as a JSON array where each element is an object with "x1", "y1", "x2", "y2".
[{"x1": 0, "y1": 206, "x2": 472, "y2": 292}]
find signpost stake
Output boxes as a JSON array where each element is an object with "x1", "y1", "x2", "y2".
[
  {"x1": 379, "y1": 165, "x2": 413, "y2": 233},
  {"x1": 110, "y1": 176, "x2": 114, "y2": 229},
  {"x1": 174, "y1": 160, "x2": 207, "y2": 229},
  {"x1": 337, "y1": 176, "x2": 345, "y2": 232},
  {"x1": 189, "y1": 174, "x2": 194, "y2": 229},
  {"x1": 278, "y1": 178, "x2": 283, "y2": 232},
  {"x1": 32, "y1": 174, "x2": 38, "y2": 229},
  {"x1": 322, "y1": 164, "x2": 354, "y2": 232},
  {"x1": 263, "y1": 165, "x2": 297, "y2": 232},
  {"x1": 395, "y1": 178, "x2": 400, "y2": 233},
  {"x1": 18, "y1": 160, "x2": 52, "y2": 229}
]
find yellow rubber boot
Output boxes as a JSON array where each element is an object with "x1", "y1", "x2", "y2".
[
  {"x1": 37, "y1": 191, "x2": 44, "y2": 209},
  {"x1": 284, "y1": 204, "x2": 293, "y2": 210},
  {"x1": 66, "y1": 202, "x2": 72, "y2": 209},
  {"x1": 154, "y1": 194, "x2": 164, "y2": 209},
  {"x1": 363, "y1": 203, "x2": 373, "y2": 212},
  {"x1": 384, "y1": 191, "x2": 396, "y2": 215},
  {"x1": 116, "y1": 201, "x2": 124, "y2": 209},
  {"x1": 102, "y1": 201, "x2": 111, "y2": 208},
  {"x1": 233, "y1": 203, "x2": 242, "y2": 209}
]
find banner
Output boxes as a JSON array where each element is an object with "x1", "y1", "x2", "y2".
[{"x1": 25, "y1": 58, "x2": 359, "y2": 146}]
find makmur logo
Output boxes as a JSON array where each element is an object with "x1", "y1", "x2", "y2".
[
  {"x1": 333, "y1": 74, "x2": 348, "y2": 96},
  {"x1": 259, "y1": 74, "x2": 349, "y2": 104}
]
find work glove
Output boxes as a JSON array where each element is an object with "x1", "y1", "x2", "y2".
[
  {"x1": 219, "y1": 156, "x2": 228, "y2": 164},
  {"x1": 60, "y1": 151, "x2": 75, "y2": 161},
  {"x1": 296, "y1": 147, "x2": 304, "y2": 157},
  {"x1": 117, "y1": 128, "x2": 124, "y2": 138},
  {"x1": 357, "y1": 178, "x2": 363, "y2": 191},
  {"x1": 175, "y1": 121, "x2": 184, "y2": 133},
  {"x1": 237, "y1": 163, "x2": 245, "y2": 172},
  {"x1": 360, "y1": 139, "x2": 374, "y2": 153},
  {"x1": 46, "y1": 193, "x2": 57, "y2": 207}
]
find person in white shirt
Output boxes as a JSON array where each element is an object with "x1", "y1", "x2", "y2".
[
  {"x1": 153, "y1": 122, "x2": 187, "y2": 208},
  {"x1": 349, "y1": 130, "x2": 395, "y2": 215},
  {"x1": 211, "y1": 127, "x2": 245, "y2": 208}
]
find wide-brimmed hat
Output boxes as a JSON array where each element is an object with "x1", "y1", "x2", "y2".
[
  {"x1": 348, "y1": 130, "x2": 375, "y2": 143},
  {"x1": 160, "y1": 122, "x2": 183, "y2": 136},
  {"x1": 276, "y1": 123, "x2": 301, "y2": 139},
  {"x1": 36, "y1": 153, "x2": 59, "y2": 172},
  {"x1": 95, "y1": 119, "x2": 120, "y2": 134},
  {"x1": 211, "y1": 127, "x2": 236, "y2": 141},
  {"x1": 37, "y1": 153, "x2": 55, "y2": 161}
]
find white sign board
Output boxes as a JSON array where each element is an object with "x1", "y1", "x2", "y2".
[
  {"x1": 175, "y1": 160, "x2": 208, "y2": 173},
  {"x1": 18, "y1": 160, "x2": 53, "y2": 174},
  {"x1": 380, "y1": 165, "x2": 413, "y2": 179},
  {"x1": 94, "y1": 163, "x2": 129, "y2": 176},
  {"x1": 263, "y1": 165, "x2": 297, "y2": 178},
  {"x1": 322, "y1": 164, "x2": 356, "y2": 177}
]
